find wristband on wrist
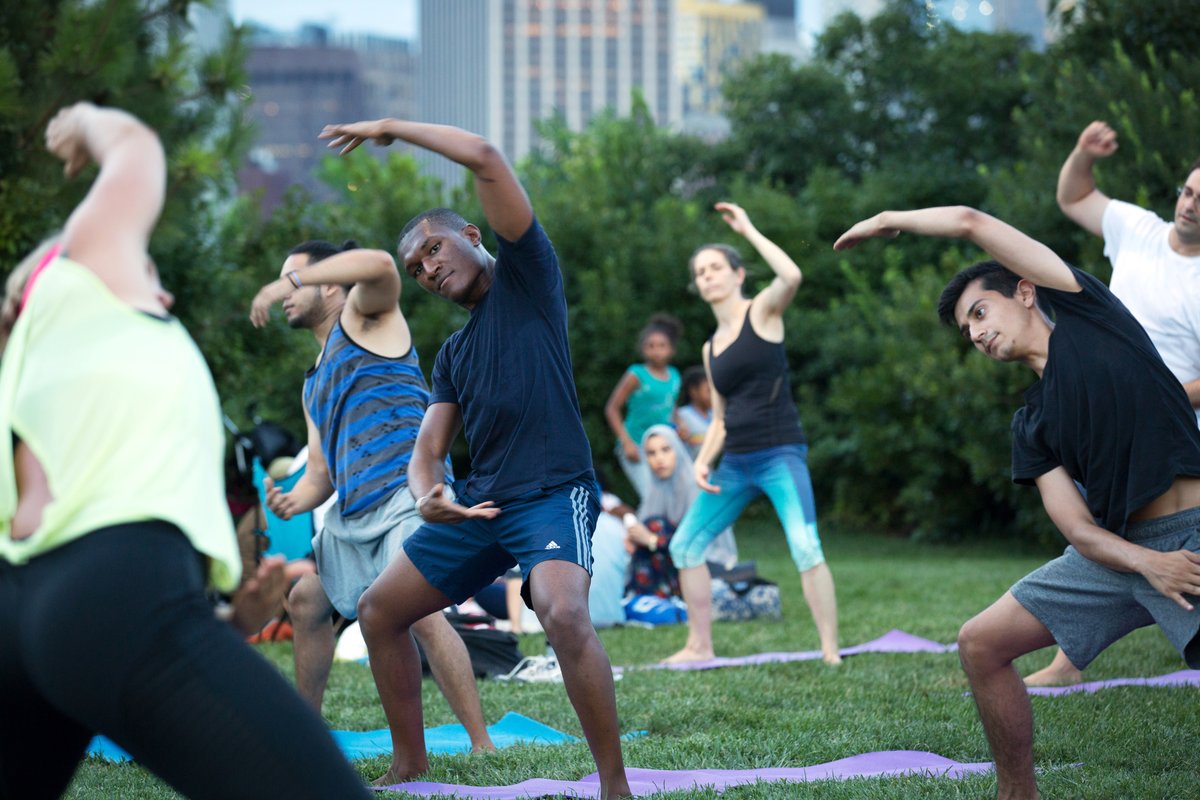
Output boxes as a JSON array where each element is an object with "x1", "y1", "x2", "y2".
[{"x1": 286, "y1": 271, "x2": 303, "y2": 289}]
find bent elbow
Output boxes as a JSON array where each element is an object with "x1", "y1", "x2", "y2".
[
  {"x1": 956, "y1": 206, "x2": 991, "y2": 239},
  {"x1": 465, "y1": 138, "x2": 506, "y2": 173},
  {"x1": 370, "y1": 249, "x2": 401, "y2": 280}
]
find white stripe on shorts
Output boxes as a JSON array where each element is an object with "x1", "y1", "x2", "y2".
[{"x1": 570, "y1": 485, "x2": 590, "y2": 569}]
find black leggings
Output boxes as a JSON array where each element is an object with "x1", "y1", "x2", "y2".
[{"x1": 0, "y1": 522, "x2": 370, "y2": 799}]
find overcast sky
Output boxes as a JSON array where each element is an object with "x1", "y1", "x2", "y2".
[{"x1": 228, "y1": 0, "x2": 418, "y2": 40}]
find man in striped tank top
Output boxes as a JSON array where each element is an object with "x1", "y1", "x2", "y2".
[{"x1": 249, "y1": 240, "x2": 494, "y2": 767}]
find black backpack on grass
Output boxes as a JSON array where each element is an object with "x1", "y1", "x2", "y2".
[{"x1": 416, "y1": 612, "x2": 524, "y2": 678}]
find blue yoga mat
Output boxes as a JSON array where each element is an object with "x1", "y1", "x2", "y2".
[{"x1": 87, "y1": 711, "x2": 574, "y2": 763}]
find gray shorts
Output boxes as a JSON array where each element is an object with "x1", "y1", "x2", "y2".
[
  {"x1": 1011, "y1": 506, "x2": 1200, "y2": 670},
  {"x1": 312, "y1": 484, "x2": 434, "y2": 619}
]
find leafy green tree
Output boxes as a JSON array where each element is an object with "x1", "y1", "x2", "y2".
[
  {"x1": 520, "y1": 101, "x2": 714, "y2": 453},
  {"x1": 717, "y1": 55, "x2": 857, "y2": 187},
  {"x1": 989, "y1": 14, "x2": 1200, "y2": 269},
  {"x1": 1047, "y1": 0, "x2": 1200, "y2": 74},
  {"x1": 0, "y1": 0, "x2": 269, "y2": 425}
]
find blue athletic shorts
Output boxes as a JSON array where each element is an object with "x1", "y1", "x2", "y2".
[{"x1": 403, "y1": 479, "x2": 598, "y2": 606}]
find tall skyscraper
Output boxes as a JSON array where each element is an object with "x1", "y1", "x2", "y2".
[
  {"x1": 418, "y1": 0, "x2": 678, "y2": 185},
  {"x1": 676, "y1": 1, "x2": 766, "y2": 137},
  {"x1": 239, "y1": 44, "x2": 368, "y2": 205},
  {"x1": 759, "y1": 0, "x2": 805, "y2": 60},
  {"x1": 236, "y1": 23, "x2": 418, "y2": 208}
]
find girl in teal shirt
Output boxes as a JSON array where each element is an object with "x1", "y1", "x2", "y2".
[{"x1": 604, "y1": 314, "x2": 682, "y2": 498}]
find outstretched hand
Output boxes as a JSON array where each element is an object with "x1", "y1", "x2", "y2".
[
  {"x1": 249, "y1": 277, "x2": 290, "y2": 328},
  {"x1": 416, "y1": 483, "x2": 500, "y2": 524},
  {"x1": 832, "y1": 214, "x2": 900, "y2": 251},
  {"x1": 715, "y1": 202, "x2": 755, "y2": 238},
  {"x1": 318, "y1": 120, "x2": 396, "y2": 155},
  {"x1": 45, "y1": 103, "x2": 94, "y2": 178},
  {"x1": 1076, "y1": 120, "x2": 1118, "y2": 160}
]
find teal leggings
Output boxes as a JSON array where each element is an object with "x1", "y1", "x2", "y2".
[{"x1": 670, "y1": 444, "x2": 823, "y2": 572}]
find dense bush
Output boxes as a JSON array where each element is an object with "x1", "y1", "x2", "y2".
[{"x1": 4, "y1": 0, "x2": 1197, "y2": 545}]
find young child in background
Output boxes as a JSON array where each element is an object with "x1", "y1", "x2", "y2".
[
  {"x1": 605, "y1": 314, "x2": 683, "y2": 498},
  {"x1": 674, "y1": 366, "x2": 713, "y2": 459}
]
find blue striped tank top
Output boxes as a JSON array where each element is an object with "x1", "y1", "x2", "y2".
[{"x1": 303, "y1": 320, "x2": 434, "y2": 518}]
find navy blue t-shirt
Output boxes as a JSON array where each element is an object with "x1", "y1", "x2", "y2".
[
  {"x1": 429, "y1": 218, "x2": 594, "y2": 501},
  {"x1": 1011, "y1": 267, "x2": 1200, "y2": 535}
]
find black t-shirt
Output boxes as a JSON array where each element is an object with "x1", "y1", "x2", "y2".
[{"x1": 1011, "y1": 267, "x2": 1200, "y2": 535}]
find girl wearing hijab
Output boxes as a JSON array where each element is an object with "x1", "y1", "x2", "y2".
[{"x1": 623, "y1": 425, "x2": 737, "y2": 598}]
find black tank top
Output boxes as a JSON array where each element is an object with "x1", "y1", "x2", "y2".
[{"x1": 708, "y1": 308, "x2": 806, "y2": 453}]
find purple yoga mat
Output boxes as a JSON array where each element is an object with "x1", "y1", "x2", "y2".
[
  {"x1": 1027, "y1": 669, "x2": 1200, "y2": 696},
  {"x1": 621, "y1": 628, "x2": 956, "y2": 673},
  {"x1": 375, "y1": 749, "x2": 993, "y2": 798}
]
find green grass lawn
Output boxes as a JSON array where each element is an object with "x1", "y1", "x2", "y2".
[{"x1": 66, "y1": 510, "x2": 1196, "y2": 798}]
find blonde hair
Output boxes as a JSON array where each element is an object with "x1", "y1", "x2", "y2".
[{"x1": 1, "y1": 235, "x2": 62, "y2": 351}]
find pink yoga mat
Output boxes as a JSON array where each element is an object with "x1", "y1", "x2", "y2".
[
  {"x1": 375, "y1": 749, "x2": 993, "y2": 797},
  {"x1": 620, "y1": 628, "x2": 956, "y2": 673},
  {"x1": 1027, "y1": 669, "x2": 1200, "y2": 696}
]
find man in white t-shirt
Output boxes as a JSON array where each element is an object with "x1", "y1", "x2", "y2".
[{"x1": 1023, "y1": 120, "x2": 1200, "y2": 687}]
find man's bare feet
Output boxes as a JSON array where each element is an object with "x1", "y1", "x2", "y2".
[
  {"x1": 661, "y1": 645, "x2": 714, "y2": 664},
  {"x1": 469, "y1": 741, "x2": 498, "y2": 754},
  {"x1": 1023, "y1": 662, "x2": 1083, "y2": 687},
  {"x1": 370, "y1": 760, "x2": 427, "y2": 787},
  {"x1": 1023, "y1": 648, "x2": 1083, "y2": 687},
  {"x1": 823, "y1": 652, "x2": 843, "y2": 666}
]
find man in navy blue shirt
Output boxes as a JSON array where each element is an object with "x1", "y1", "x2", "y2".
[{"x1": 319, "y1": 118, "x2": 630, "y2": 798}]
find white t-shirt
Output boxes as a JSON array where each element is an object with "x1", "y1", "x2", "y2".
[{"x1": 1103, "y1": 199, "x2": 1200, "y2": 424}]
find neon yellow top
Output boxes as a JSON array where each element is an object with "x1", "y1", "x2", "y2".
[{"x1": 0, "y1": 257, "x2": 240, "y2": 591}]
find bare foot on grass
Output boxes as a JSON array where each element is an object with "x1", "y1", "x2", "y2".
[
  {"x1": 661, "y1": 645, "x2": 714, "y2": 664},
  {"x1": 1023, "y1": 662, "x2": 1083, "y2": 687},
  {"x1": 371, "y1": 761, "x2": 427, "y2": 787},
  {"x1": 1023, "y1": 649, "x2": 1083, "y2": 687}
]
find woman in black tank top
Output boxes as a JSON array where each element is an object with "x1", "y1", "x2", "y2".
[{"x1": 661, "y1": 202, "x2": 841, "y2": 666}]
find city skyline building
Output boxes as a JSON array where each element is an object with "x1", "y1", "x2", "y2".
[
  {"x1": 417, "y1": 0, "x2": 678, "y2": 187},
  {"x1": 230, "y1": 0, "x2": 1053, "y2": 198},
  {"x1": 236, "y1": 23, "x2": 418, "y2": 208},
  {"x1": 676, "y1": 1, "x2": 766, "y2": 138}
]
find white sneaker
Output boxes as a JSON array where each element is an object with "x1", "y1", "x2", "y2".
[
  {"x1": 495, "y1": 655, "x2": 622, "y2": 683},
  {"x1": 497, "y1": 655, "x2": 563, "y2": 683}
]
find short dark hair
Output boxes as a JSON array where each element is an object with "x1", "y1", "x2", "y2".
[
  {"x1": 288, "y1": 239, "x2": 359, "y2": 292},
  {"x1": 1188, "y1": 156, "x2": 1200, "y2": 176},
  {"x1": 687, "y1": 242, "x2": 744, "y2": 278},
  {"x1": 398, "y1": 208, "x2": 471, "y2": 250},
  {"x1": 937, "y1": 259, "x2": 1051, "y2": 327},
  {"x1": 639, "y1": 312, "x2": 682, "y2": 350}
]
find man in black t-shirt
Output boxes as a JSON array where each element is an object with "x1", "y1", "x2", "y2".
[{"x1": 836, "y1": 206, "x2": 1200, "y2": 800}]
